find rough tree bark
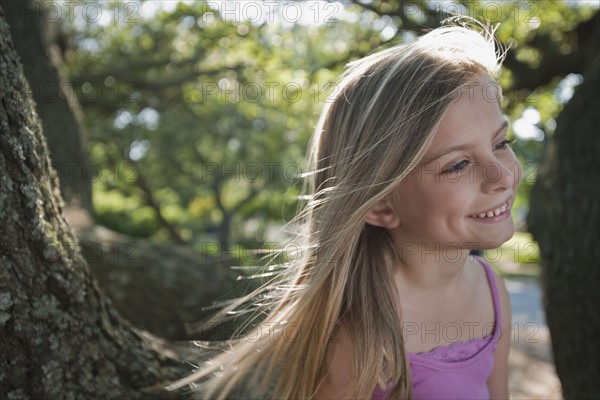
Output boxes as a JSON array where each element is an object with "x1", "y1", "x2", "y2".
[
  {"x1": 0, "y1": 8, "x2": 193, "y2": 398},
  {"x1": 528, "y1": 59, "x2": 600, "y2": 397},
  {"x1": 1, "y1": 0, "x2": 92, "y2": 214}
]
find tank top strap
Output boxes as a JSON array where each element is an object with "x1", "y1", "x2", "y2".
[{"x1": 475, "y1": 256, "x2": 502, "y2": 339}]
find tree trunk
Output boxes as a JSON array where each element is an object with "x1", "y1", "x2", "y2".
[
  {"x1": 0, "y1": 8, "x2": 191, "y2": 398},
  {"x1": 528, "y1": 59, "x2": 600, "y2": 397},
  {"x1": 1, "y1": 0, "x2": 93, "y2": 214}
]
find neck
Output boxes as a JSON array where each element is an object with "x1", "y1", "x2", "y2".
[{"x1": 394, "y1": 246, "x2": 472, "y2": 295}]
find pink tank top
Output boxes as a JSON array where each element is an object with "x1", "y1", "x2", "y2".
[{"x1": 371, "y1": 257, "x2": 501, "y2": 400}]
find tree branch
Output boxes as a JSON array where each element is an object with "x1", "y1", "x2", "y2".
[
  {"x1": 503, "y1": 11, "x2": 599, "y2": 90},
  {"x1": 133, "y1": 163, "x2": 187, "y2": 245}
]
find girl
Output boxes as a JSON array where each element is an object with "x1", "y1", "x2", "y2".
[{"x1": 168, "y1": 20, "x2": 518, "y2": 400}]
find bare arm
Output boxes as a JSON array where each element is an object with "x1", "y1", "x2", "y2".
[{"x1": 487, "y1": 271, "x2": 511, "y2": 399}]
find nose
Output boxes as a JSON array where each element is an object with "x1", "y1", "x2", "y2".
[{"x1": 481, "y1": 159, "x2": 521, "y2": 193}]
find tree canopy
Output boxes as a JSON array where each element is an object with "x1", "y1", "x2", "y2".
[{"x1": 61, "y1": 0, "x2": 597, "y2": 255}]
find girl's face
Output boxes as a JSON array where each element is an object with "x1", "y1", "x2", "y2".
[{"x1": 390, "y1": 76, "x2": 521, "y2": 251}]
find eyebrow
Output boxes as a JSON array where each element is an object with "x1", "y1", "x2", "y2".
[{"x1": 425, "y1": 119, "x2": 509, "y2": 164}]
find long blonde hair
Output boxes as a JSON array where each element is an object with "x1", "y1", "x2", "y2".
[{"x1": 167, "y1": 20, "x2": 504, "y2": 400}]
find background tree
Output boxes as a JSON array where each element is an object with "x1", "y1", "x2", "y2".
[
  {"x1": 528, "y1": 59, "x2": 600, "y2": 398},
  {"x1": 65, "y1": 1, "x2": 380, "y2": 250}
]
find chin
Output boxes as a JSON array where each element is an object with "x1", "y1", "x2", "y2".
[{"x1": 483, "y1": 227, "x2": 515, "y2": 249}]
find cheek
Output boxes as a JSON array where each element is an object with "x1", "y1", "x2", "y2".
[
  {"x1": 435, "y1": 183, "x2": 474, "y2": 218},
  {"x1": 405, "y1": 180, "x2": 469, "y2": 219},
  {"x1": 396, "y1": 182, "x2": 431, "y2": 220}
]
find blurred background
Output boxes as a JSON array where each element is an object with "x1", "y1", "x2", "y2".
[{"x1": 4, "y1": 0, "x2": 599, "y2": 398}]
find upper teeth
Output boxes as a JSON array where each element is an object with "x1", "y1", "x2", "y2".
[{"x1": 471, "y1": 203, "x2": 508, "y2": 218}]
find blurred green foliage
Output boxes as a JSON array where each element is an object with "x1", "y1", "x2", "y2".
[{"x1": 62, "y1": 0, "x2": 597, "y2": 259}]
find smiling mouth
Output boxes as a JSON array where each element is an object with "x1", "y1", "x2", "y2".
[{"x1": 469, "y1": 202, "x2": 509, "y2": 219}]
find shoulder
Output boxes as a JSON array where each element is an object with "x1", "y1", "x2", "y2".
[
  {"x1": 474, "y1": 257, "x2": 510, "y2": 317},
  {"x1": 477, "y1": 257, "x2": 511, "y2": 352},
  {"x1": 470, "y1": 256, "x2": 511, "y2": 333},
  {"x1": 490, "y1": 267, "x2": 511, "y2": 354},
  {"x1": 489, "y1": 264, "x2": 511, "y2": 327},
  {"x1": 480, "y1": 262, "x2": 511, "y2": 398}
]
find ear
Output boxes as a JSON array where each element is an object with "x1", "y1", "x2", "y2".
[{"x1": 365, "y1": 198, "x2": 400, "y2": 229}]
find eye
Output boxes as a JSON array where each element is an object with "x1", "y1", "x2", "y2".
[
  {"x1": 494, "y1": 138, "x2": 515, "y2": 150},
  {"x1": 443, "y1": 160, "x2": 469, "y2": 174}
]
